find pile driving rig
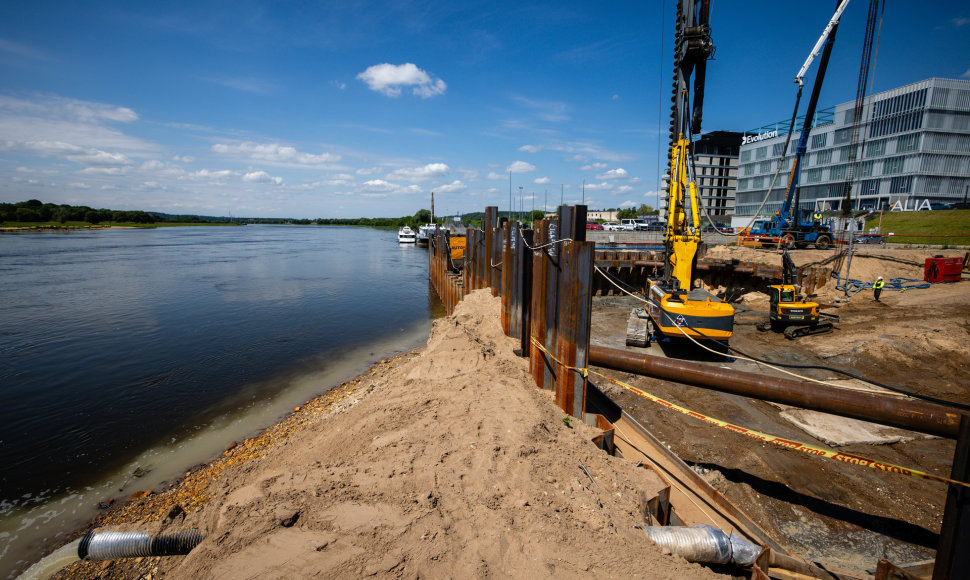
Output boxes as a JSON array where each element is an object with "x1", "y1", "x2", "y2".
[{"x1": 645, "y1": 0, "x2": 734, "y2": 342}]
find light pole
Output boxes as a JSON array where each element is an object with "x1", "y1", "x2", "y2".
[{"x1": 518, "y1": 186, "x2": 523, "y2": 223}]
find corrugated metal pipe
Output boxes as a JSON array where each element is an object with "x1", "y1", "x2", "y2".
[
  {"x1": 78, "y1": 530, "x2": 204, "y2": 561},
  {"x1": 643, "y1": 524, "x2": 760, "y2": 566},
  {"x1": 588, "y1": 345, "x2": 962, "y2": 439}
]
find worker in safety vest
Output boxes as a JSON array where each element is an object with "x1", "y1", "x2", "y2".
[
  {"x1": 873, "y1": 276, "x2": 885, "y2": 302},
  {"x1": 813, "y1": 211, "x2": 822, "y2": 227}
]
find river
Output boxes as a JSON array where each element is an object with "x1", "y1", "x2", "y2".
[{"x1": 0, "y1": 225, "x2": 440, "y2": 578}]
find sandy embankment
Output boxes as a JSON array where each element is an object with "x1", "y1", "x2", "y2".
[{"x1": 57, "y1": 290, "x2": 718, "y2": 579}]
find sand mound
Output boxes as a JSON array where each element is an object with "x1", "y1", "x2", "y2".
[{"x1": 68, "y1": 290, "x2": 719, "y2": 579}]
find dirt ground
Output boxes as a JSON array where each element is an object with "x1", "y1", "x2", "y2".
[
  {"x1": 591, "y1": 246, "x2": 970, "y2": 575},
  {"x1": 52, "y1": 290, "x2": 721, "y2": 580},
  {"x1": 43, "y1": 246, "x2": 970, "y2": 579}
]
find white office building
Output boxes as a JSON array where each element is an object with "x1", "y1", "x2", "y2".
[{"x1": 735, "y1": 78, "x2": 970, "y2": 216}]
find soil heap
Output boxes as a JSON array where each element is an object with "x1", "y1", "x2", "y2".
[{"x1": 57, "y1": 290, "x2": 720, "y2": 579}]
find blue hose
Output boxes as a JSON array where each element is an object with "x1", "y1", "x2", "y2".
[{"x1": 831, "y1": 273, "x2": 930, "y2": 296}]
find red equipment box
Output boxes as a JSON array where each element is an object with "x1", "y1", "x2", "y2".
[{"x1": 924, "y1": 257, "x2": 962, "y2": 283}]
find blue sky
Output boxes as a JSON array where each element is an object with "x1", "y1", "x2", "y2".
[{"x1": 1, "y1": 1, "x2": 968, "y2": 219}]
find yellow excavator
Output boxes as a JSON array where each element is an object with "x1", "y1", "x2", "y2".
[
  {"x1": 643, "y1": 0, "x2": 734, "y2": 343},
  {"x1": 758, "y1": 250, "x2": 839, "y2": 339}
]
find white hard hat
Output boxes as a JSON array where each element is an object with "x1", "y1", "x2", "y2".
[{"x1": 877, "y1": 276, "x2": 883, "y2": 280}]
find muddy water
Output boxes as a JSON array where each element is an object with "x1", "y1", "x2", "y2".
[{"x1": 0, "y1": 225, "x2": 439, "y2": 578}]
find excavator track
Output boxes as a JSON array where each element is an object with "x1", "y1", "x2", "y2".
[{"x1": 783, "y1": 322, "x2": 835, "y2": 340}]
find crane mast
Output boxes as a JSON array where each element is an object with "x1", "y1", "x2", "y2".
[{"x1": 642, "y1": 0, "x2": 734, "y2": 343}]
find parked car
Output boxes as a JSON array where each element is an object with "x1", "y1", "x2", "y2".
[
  {"x1": 852, "y1": 233, "x2": 885, "y2": 244},
  {"x1": 601, "y1": 222, "x2": 622, "y2": 231},
  {"x1": 585, "y1": 222, "x2": 604, "y2": 230},
  {"x1": 619, "y1": 219, "x2": 639, "y2": 231}
]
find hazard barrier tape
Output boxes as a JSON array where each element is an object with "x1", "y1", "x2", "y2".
[{"x1": 529, "y1": 337, "x2": 970, "y2": 489}]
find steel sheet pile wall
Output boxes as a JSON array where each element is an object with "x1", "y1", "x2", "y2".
[
  {"x1": 429, "y1": 205, "x2": 593, "y2": 419},
  {"x1": 428, "y1": 228, "x2": 465, "y2": 315}
]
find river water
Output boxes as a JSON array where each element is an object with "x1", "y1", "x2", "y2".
[{"x1": 0, "y1": 225, "x2": 440, "y2": 578}]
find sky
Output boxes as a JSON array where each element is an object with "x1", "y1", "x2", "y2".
[{"x1": 1, "y1": 1, "x2": 968, "y2": 219}]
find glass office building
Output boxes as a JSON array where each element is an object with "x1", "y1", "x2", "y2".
[{"x1": 735, "y1": 78, "x2": 970, "y2": 215}]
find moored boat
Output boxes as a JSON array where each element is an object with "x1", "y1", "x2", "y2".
[{"x1": 398, "y1": 226, "x2": 416, "y2": 243}]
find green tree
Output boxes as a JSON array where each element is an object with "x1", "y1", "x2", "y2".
[
  {"x1": 617, "y1": 208, "x2": 637, "y2": 220},
  {"x1": 84, "y1": 210, "x2": 101, "y2": 224},
  {"x1": 413, "y1": 209, "x2": 431, "y2": 225},
  {"x1": 15, "y1": 207, "x2": 42, "y2": 222}
]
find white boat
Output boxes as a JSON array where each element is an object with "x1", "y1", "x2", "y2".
[
  {"x1": 398, "y1": 226, "x2": 416, "y2": 243},
  {"x1": 416, "y1": 223, "x2": 437, "y2": 246}
]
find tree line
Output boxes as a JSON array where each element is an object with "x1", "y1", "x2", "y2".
[{"x1": 1, "y1": 199, "x2": 157, "y2": 224}]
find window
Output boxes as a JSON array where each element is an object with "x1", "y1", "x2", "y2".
[
  {"x1": 811, "y1": 133, "x2": 828, "y2": 149},
  {"x1": 858, "y1": 160, "x2": 874, "y2": 177},
  {"x1": 760, "y1": 160, "x2": 772, "y2": 173},
  {"x1": 858, "y1": 179, "x2": 879, "y2": 196},
  {"x1": 756, "y1": 146, "x2": 767, "y2": 160},
  {"x1": 882, "y1": 156, "x2": 904, "y2": 174},
  {"x1": 896, "y1": 133, "x2": 920, "y2": 153},
  {"x1": 816, "y1": 149, "x2": 833, "y2": 165},
  {"x1": 829, "y1": 164, "x2": 847, "y2": 181},
  {"x1": 839, "y1": 145, "x2": 857, "y2": 162},
  {"x1": 772, "y1": 142, "x2": 786, "y2": 157},
  {"x1": 743, "y1": 164, "x2": 754, "y2": 176},
  {"x1": 805, "y1": 168, "x2": 823, "y2": 183},
  {"x1": 834, "y1": 127, "x2": 852, "y2": 144},
  {"x1": 889, "y1": 176, "x2": 913, "y2": 194},
  {"x1": 865, "y1": 139, "x2": 887, "y2": 157},
  {"x1": 740, "y1": 150, "x2": 752, "y2": 162}
]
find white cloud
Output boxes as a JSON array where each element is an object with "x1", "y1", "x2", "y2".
[
  {"x1": 597, "y1": 168, "x2": 628, "y2": 180},
  {"x1": 615, "y1": 185, "x2": 633, "y2": 194},
  {"x1": 22, "y1": 140, "x2": 131, "y2": 167},
  {"x1": 387, "y1": 162, "x2": 450, "y2": 182},
  {"x1": 456, "y1": 168, "x2": 479, "y2": 181},
  {"x1": 619, "y1": 200, "x2": 637, "y2": 208},
  {"x1": 963, "y1": 68, "x2": 970, "y2": 79},
  {"x1": 518, "y1": 145, "x2": 540, "y2": 153},
  {"x1": 435, "y1": 180, "x2": 467, "y2": 193},
  {"x1": 211, "y1": 142, "x2": 340, "y2": 167},
  {"x1": 242, "y1": 170, "x2": 283, "y2": 185},
  {"x1": 583, "y1": 182, "x2": 613, "y2": 191},
  {"x1": 534, "y1": 177, "x2": 550, "y2": 184},
  {"x1": 356, "y1": 63, "x2": 447, "y2": 98},
  {"x1": 173, "y1": 155, "x2": 195, "y2": 163},
  {"x1": 580, "y1": 162, "x2": 608, "y2": 171},
  {"x1": 356, "y1": 167, "x2": 381, "y2": 175},
  {"x1": 506, "y1": 160, "x2": 536, "y2": 174},
  {"x1": 182, "y1": 169, "x2": 233, "y2": 181},
  {"x1": 68, "y1": 182, "x2": 90, "y2": 189},
  {"x1": 486, "y1": 171, "x2": 506, "y2": 180},
  {"x1": 80, "y1": 166, "x2": 128, "y2": 175},
  {"x1": 361, "y1": 179, "x2": 396, "y2": 192}
]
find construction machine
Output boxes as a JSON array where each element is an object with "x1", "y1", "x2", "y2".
[
  {"x1": 758, "y1": 250, "x2": 839, "y2": 339},
  {"x1": 642, "y1": 0, "x2": 734, "y2": 343},
  {"x1": 745, "y1": 1, "x2": 852, "y2": 250}
]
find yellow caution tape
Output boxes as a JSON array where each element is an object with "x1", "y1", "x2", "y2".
[{"x1": 530, "y1": 338, "x2": 969, "y2": 489}]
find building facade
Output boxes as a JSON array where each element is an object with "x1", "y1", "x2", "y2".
[
  {"x1": 691, "y1": 131, "x2": 741, "y2": 217},
  {"x1": 735, "y1": 78, "x2": 970, "y2": 216}
]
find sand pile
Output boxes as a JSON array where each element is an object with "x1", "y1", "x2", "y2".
[{"x1": 60, "y1": 290, "x2": 719, "y2": 579}]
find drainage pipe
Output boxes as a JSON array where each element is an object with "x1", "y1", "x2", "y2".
[
  {"x1": 78, "y1": 530, "x2": 204, "y2": 561},
  {"x1": 588, "y1": 345, "x2": 962, "y2": 439}
]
